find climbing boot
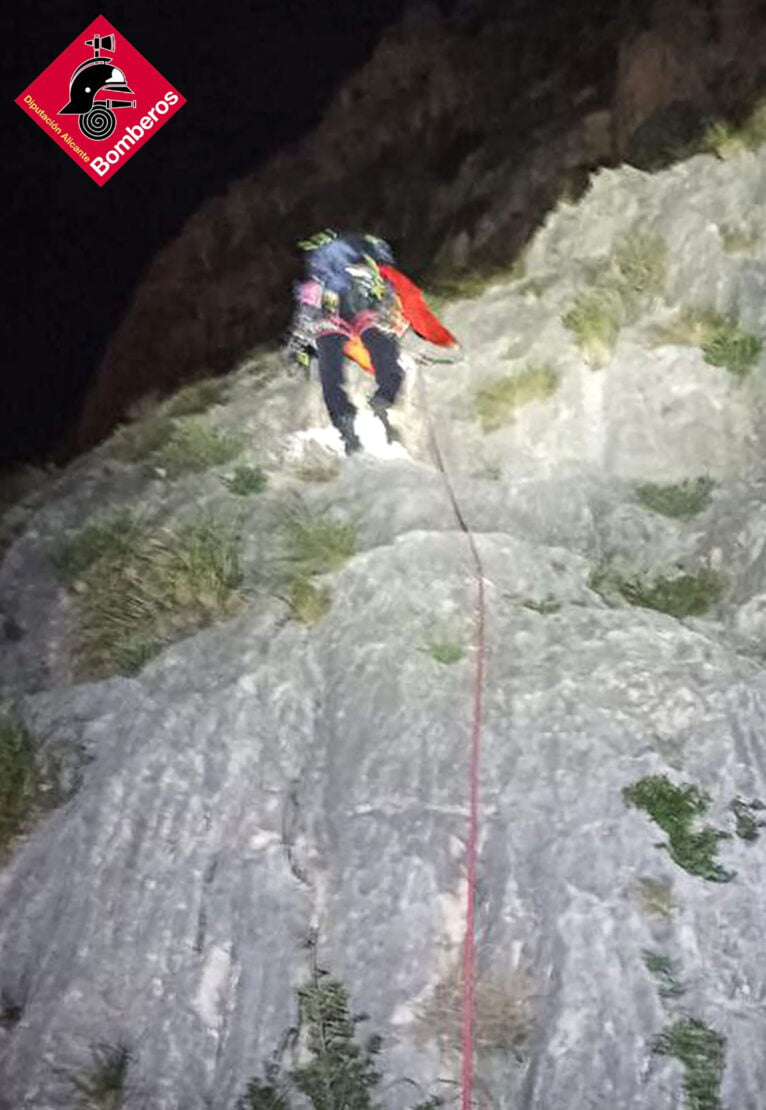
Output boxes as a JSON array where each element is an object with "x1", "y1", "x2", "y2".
[
  {"x1": 369, "y1": 394, "x2": 400, "y2": 444},
  {"x1": 336, "y1": 413, "x2": 362, "y2": 456}
]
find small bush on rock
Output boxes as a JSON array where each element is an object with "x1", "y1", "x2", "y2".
[
  {"x1": 69, "y1": 1042, "x2": 130, "y2": 1110},
  {"x1": 658, "y1": 308, "x2": 762, "y2": 377},
  {"x1": 475, "y1": 364, "x2": 559, "y2": 431},
  {"x1": 653, "y1": 1019, "x2": 726, "y2": 1110},
  {"x1": 635, "y1": 478, "x2": 714, "y2": 520},
  {"x1": 563, "y1": 233, "x2": 667, "y2": 365},
  {"x1": 623, "y1": 774, "x2": 734, "y2": 882},
  {"x1": 0, "y1": 708, "x2": 49, "y2": 857},
  {"x1": 589, "y1": 565, "x2": 723, "y2": 618},
  {"x1": 221, "y1": 464, "x2": 267, "y2": 496},
  {"x1": 288, "y1": 578, "x2": 331, "y2": 625},
  {"x1": 239, "y1": 939, "x2": 382, "y2": 1110}
]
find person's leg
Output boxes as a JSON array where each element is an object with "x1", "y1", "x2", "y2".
[
  {"x1": 317, "y1": 332, "x2": 361, "y2": 454},
  {"x1": 317, "y1": 333, "x2": 355, "y2": 425},
  {"x1": 360, "y1": 327, "x2": 403, "y2": 407}
]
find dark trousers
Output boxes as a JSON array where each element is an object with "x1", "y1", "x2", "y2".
[{"x1": 317, "y1": 327, "x2": 403, "y2": 427}]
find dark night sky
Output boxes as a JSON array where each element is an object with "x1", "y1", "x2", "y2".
[{"x1": 2, "y1": 0, "x2": 431, "y2": 466}]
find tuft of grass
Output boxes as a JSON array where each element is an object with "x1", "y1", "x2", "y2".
[
  {"x1": 475, "y1": 364, "x2": 559, "y2": 431},
  {"x1": 0, "y1": 708, "x2": 48, "y2": 856},
  {"x1": 729, "y1": 796, "x2": 766, "y2": 842},
  {"x1": 563, "y1": 233, "x2": 667, "y2": 365},
  {"x1": 153, "y1": 421, "x2": 245, "y2": 477},
  {"x1": 657, "y1": 307, "x2": 726, "y2": 348},
  {"x1": 287, "y1": 578, "x2": 331, "y2": 624},
  {"x1": 623, "y1": 774, "x2": 734, "y2": 882},
  {"x1": 643, "y1": 951, "x2": 686, "y2": 998},
  {"x1": 429, "y1": 639, "x2": 464, "y2": 665},
  {"x1": 703, "y1": 99, "x2": 766, "y2": 157},
  {"x1": 635, "y1": 478, "x2": 714, "y2": 521},
  {"x1": 70, "y1": 1042, "x2": 130, "y2": 1110},
  {"x1": 636, "y1": 876, "x2": 675, "y2": 920},
  {"x1": 294, "y1": 459, "x2": 342, "y2": 484},
  {"x1": 106, "y1": 416, "x2": 175, "y2": 463},
  {"x1": 613, "y1": 233, "x2": 668, "y2": 300},
  {"x1": 283, "y1": 507, "x2": 356, "y2": 577},
  {"x1": 719, "y1": 223, "x2": 759, "y2": 254},
  {"x1": 589, "y1": 565, "x2": 723, "y2": 618},
  {"x1": 221, "y1": 464, "x2": 267, "y2": 496},
  {"x1": 161, "y1": 377, "x2": 227, "y2": 418},
  {"x1": 54, "y1": 512, "x2": 143, "y2": 584},
  {"x1": 562, "y1": 286, "x2": 626, "y2": 366},
  {"x1": 657, "y1": 308, "x2": 762, "y2": 377},
  {"x1": 63, "y1": 516, "x2": 244, "y2": 679},
  {"x1": 418, "y1": 963, "x2": 536, "y2": 1061},
  {"x1": 653, "y1": 1019, "x2": 726, "y2": 1110}
]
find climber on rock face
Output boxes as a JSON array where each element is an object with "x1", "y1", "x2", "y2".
[{"x1": 285, "y1": 229, "x2": 458, "y2": 455}]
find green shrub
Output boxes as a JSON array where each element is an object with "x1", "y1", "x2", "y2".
[
  {"x1": 153, "y1": 421, "x2": 245, "y2": 476},
  {"x1": 620, "y1": 570, "x2": 723, "y2": 618},
  {"x1": 563, "y1": 233, "x2": 667, "y2": 365},
  {"x1": 162, "y1": 377, "x2": 227, "y2": 417},
  {"x1": 702, "y1": 325, "x2": 763, "y2": 377},
  {"x1": 658, "y1": 308, "x2": 762, "y2": 376},
  {"x1": 623, "y1": 774, "x2": 734, "y2": 882},
  {"x1": 66, "y1": 516, "x2": 244, "y2": 679},
  {"x1": 239, "y1": 940, "x2": 381, "y2": 1110},
  {"x1": 221, "y1": 464, "x2": 267, "y2": 496},
  {"x1": 0, "y1": 708, "x2": 47, "y2": 855},
  {"x1": 429, "y1": 639, "x2": 464, "y2": 664},
  {"x1": 643, "y1": 951, "x2": 685, "y2": 998},
  {"x1": 590, "y1": 566, "x2": 723, "y2": 618},
  {"x1": 70, "y1": 1043, "x2": 130, "y2": 1110},
  {"x1": 635, "y1": 478, "x2": 714, "y2": 520},
  {"x1": 475, "y1": 364, "x2": 559, "y2": 431},
  {"x1": 653, "y1": 1019, "x2": 726, "y2": 1110}
]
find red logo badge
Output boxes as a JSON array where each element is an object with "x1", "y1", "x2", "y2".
[{"x1": 15, "y1": 15, "x2": 186, "y2": 186}]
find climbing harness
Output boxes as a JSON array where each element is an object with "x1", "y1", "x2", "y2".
[{"x1": 415, "y1": 352, "x2": 486, "y2": 1110}]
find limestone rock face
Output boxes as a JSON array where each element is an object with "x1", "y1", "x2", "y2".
[
  {"x1": 73, "y1": 0, "x2": 766, "y2": 452},
  {"x1": 4, "y1": 140, "x2": 766, "y2": 1108}
]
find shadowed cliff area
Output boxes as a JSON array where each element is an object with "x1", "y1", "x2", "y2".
[{"x1": 72, "y1": 0, "x2": 766, "y2": 453}]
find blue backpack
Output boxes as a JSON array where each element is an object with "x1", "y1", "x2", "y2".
[{"x1": 298, "y1": 229, "x2": 395, "y2": 298}]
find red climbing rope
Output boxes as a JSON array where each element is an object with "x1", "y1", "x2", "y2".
[{"x1": 416, "y1": 356, "x2": 486, "y2": 1110}]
